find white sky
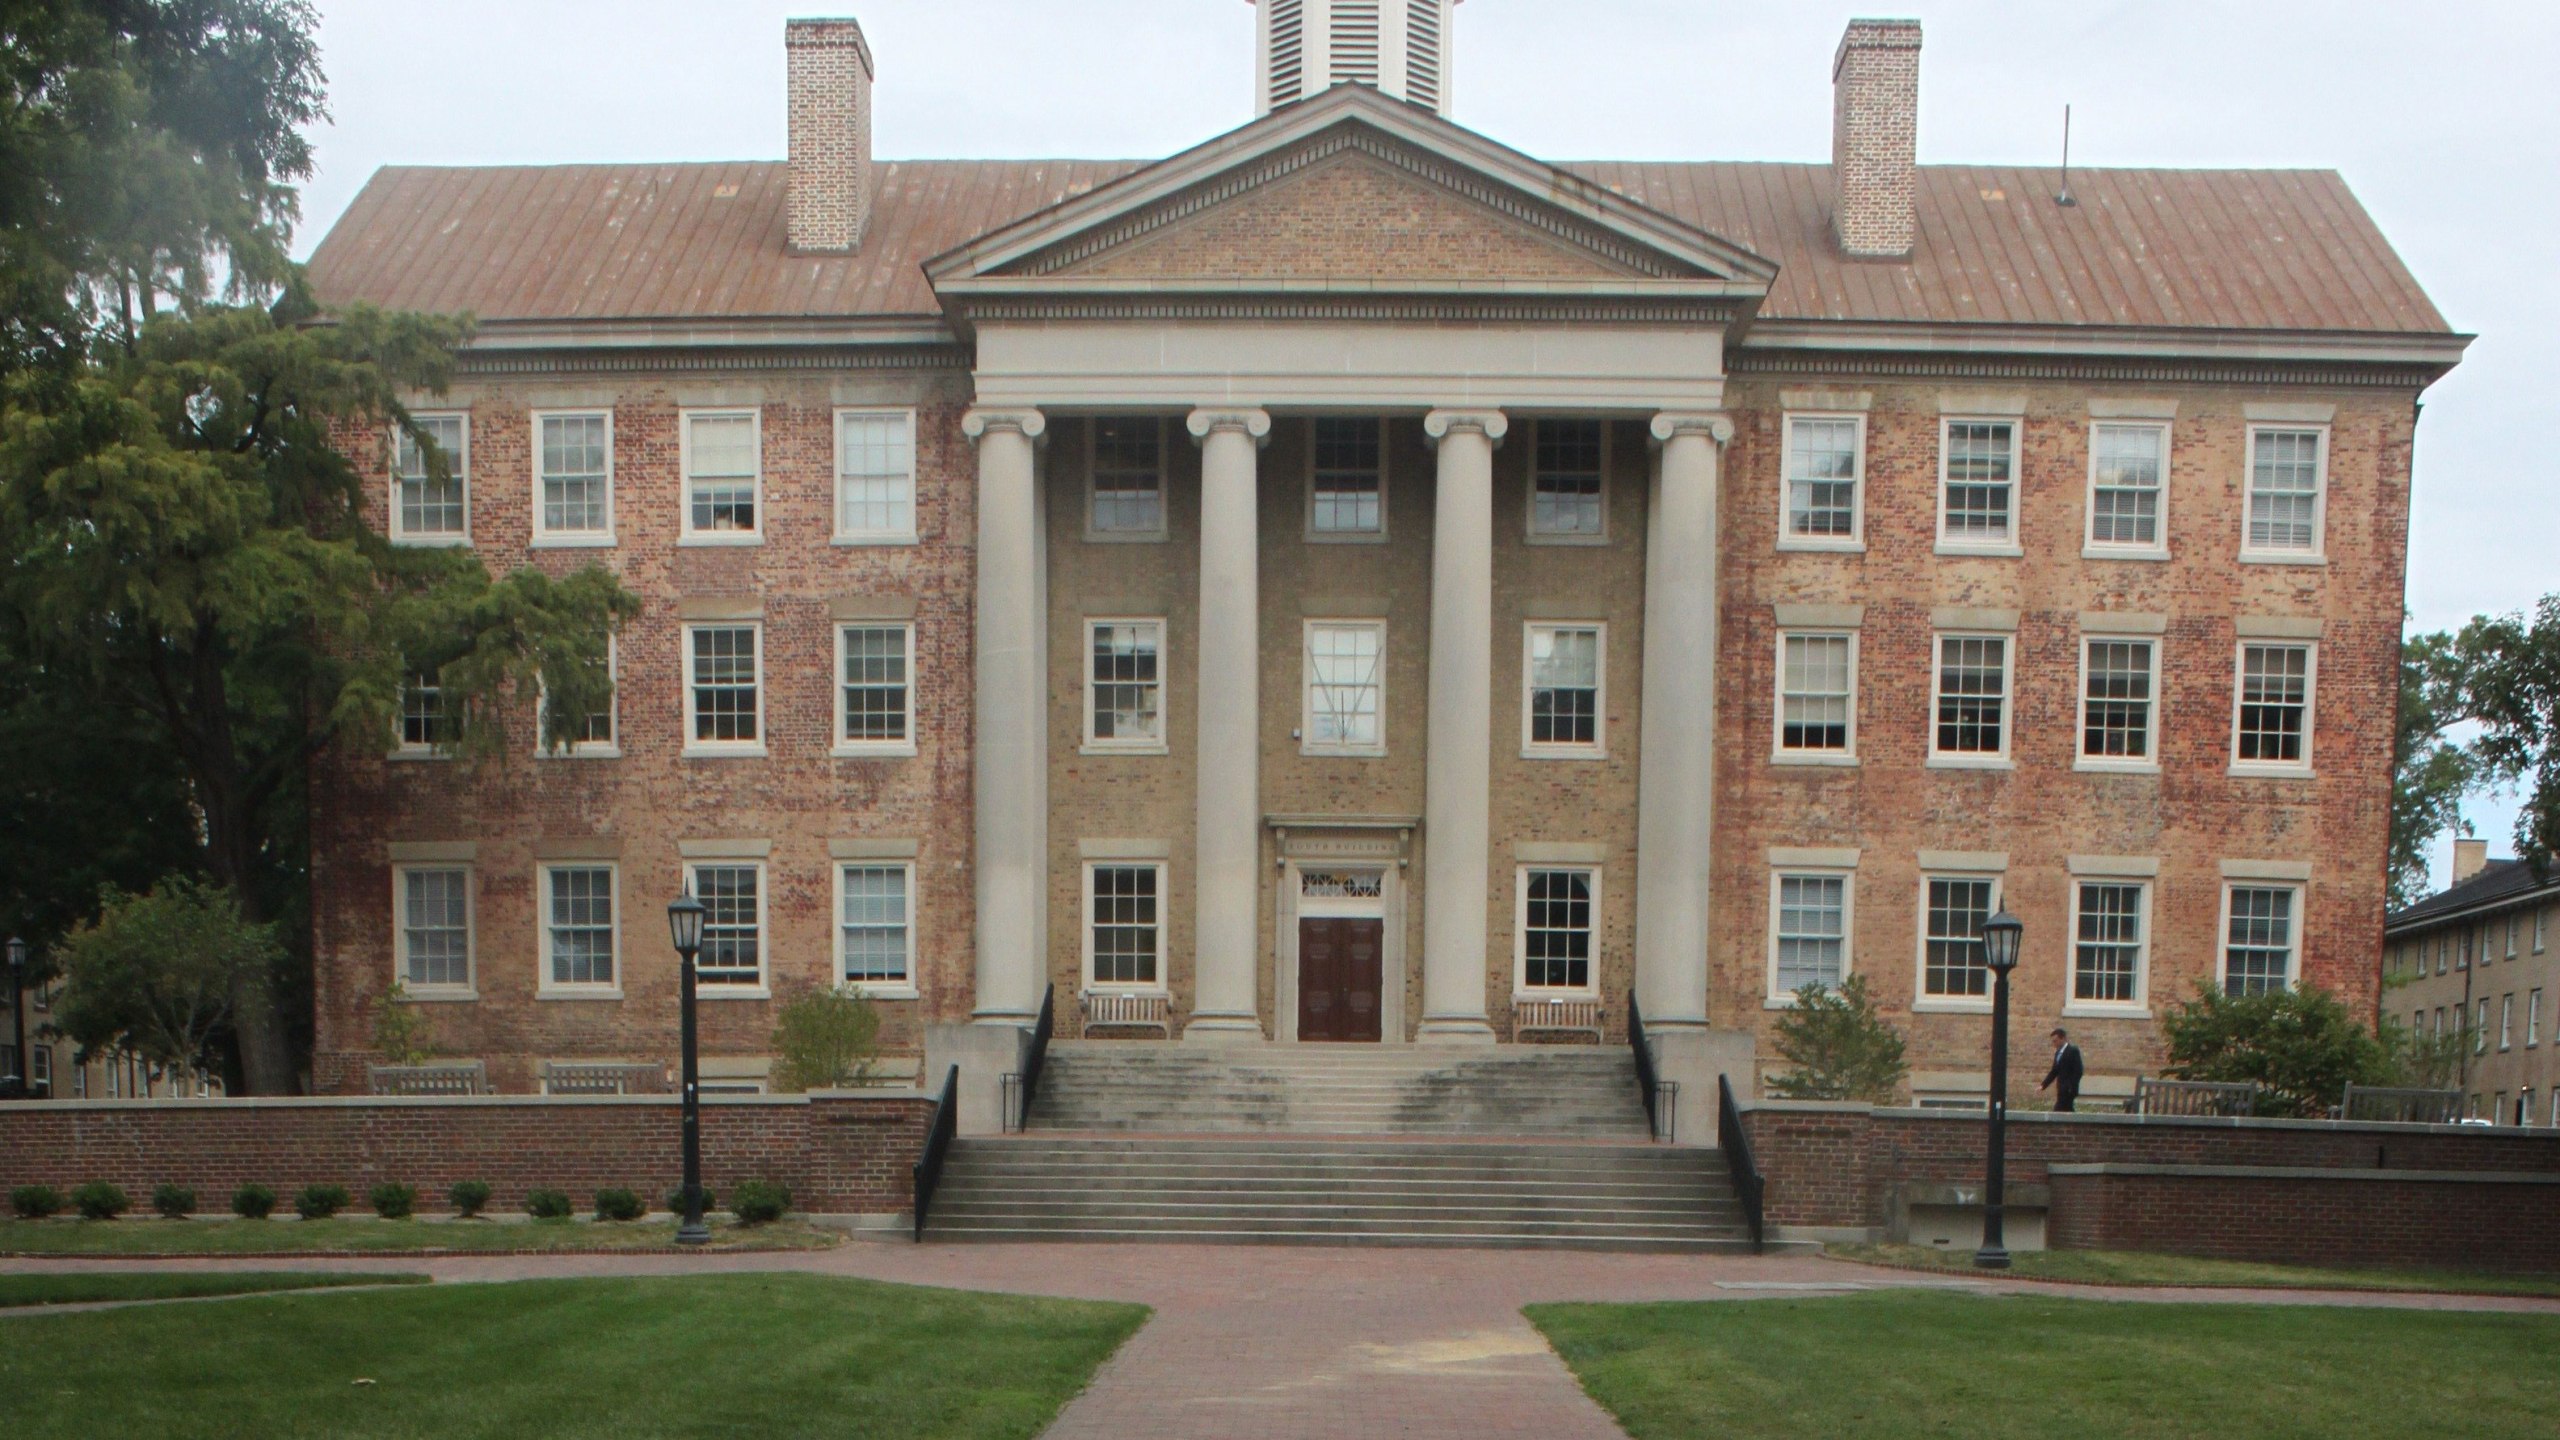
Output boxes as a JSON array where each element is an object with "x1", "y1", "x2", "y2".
[{"x1": 296, "y1": 0, "x2": 2560, "y2": 884}]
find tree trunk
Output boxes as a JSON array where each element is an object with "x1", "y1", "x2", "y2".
[{"x1": 184, "y1": 632, "x2": 299, "y2": 1096}]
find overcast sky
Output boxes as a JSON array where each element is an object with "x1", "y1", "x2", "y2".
[{"x1": 295, "y1": 0, "x2": 2559, "y2": 882}]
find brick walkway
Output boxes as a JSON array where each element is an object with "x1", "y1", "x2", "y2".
[{"x1": 6, "y1": 1244, "x2": 2557, "y2": 1438}]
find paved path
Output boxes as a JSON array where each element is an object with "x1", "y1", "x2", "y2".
[{"x1": 6, "y1": 1244, "x2": 2558, "y2": 1438}]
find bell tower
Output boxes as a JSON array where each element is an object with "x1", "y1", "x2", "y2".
[{"x1": 1253, "y1": 0, "x2": 1459, "y2": 116}]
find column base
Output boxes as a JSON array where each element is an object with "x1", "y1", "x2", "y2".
[
  {"x1": 1415, "y1": 1016, "x2": 1497, "y2": 1045},
  {"x1": 1182, "y1": 1014, "x2": 1266, "y2": 1043}
]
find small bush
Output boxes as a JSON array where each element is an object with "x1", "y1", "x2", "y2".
[
  {"x1": 369, "y1": 1182, "x2": 417, "y2": 1220},
  {"x1": 524, "y1": 1187, "x2": 574, "y2": 1221},
  {"x1": 10, "y1": 1184, "x2": 64, "y2": 1219},
  {"x1": 151, "y1": 1183, "x2": 197, "y2": 1219},
  {"x1": 664, "y1": 1185, "x2": 717, "y2": 1217},
  {"x1": 231, "y1": 1182, "x2": 276, "y2": 1220},
  {"x1": 447, "y1": 1179, "x2": 493, "y2": 1218},
  {"x1": 593, "y1": 1187, "x2": 644, "y2": 1223},
  {"x1": 294, "y1": 1183, "x2": 351, "y2": 1221},
  {"x1": 72, "y1": 1181, "x2": 130, "y2": 1221},
  {"x1": 730, "y1": 1179, "x2": 791, "y2": 1225}
]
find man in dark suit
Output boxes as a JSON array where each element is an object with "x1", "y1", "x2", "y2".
[{"x1": 2040, "y1": 1027, "x2": 2084, "y2": 1113}]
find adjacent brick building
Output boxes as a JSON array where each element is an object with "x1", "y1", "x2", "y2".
[
  {"x1": 302, "y1": 9, "x2": 2465, "y2": 1110},
  {"x1": 2387, "y1": 839, "x2": 2560, "y2": 1124}
]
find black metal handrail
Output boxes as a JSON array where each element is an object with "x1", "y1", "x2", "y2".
[
  {"x1": 1007, "y1": 983, "x2": 1056, "y2": 1133},
  {"x1": 1719, "y1": 1074, "x2": 1765, "y2": 1254},
  {"x1": 911, "y1": 1063, "x2": 959, "y2": 1241},
  {"x1": 1628, "y1": 989, "x2": 1663, "y2": 1140}
]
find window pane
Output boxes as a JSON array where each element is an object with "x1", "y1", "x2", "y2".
[
  {"x1": 2248, "y1": 428, "x2": 2322, "y2": 551},
  {"x1": 539, "y1": 414, "x2": 609, "y2": 533},
  {"x1": 2082, "y1": 640, "x2": 2154, "y2": 759},
  {"x1": 1528, "y1": 626, "x2": 1599, "y2": 746},
  {"x1": 2074, "y1": 882, "x2": 2145, "y2": 1003},
  {"x1": 1522, "y1": 869, "x2": 1594, "y2": 990},
  {"x1": 1942, "y1": 421, "x2": 2014, "y2": 540},
  {"x1": 402, "y1": 869, "x2": 469, "y2": 988},
  {"x1": 1091, "y1": 419, "x2": 1164, "y2": 533},
  {"x1": 693, "y1": 866, "x2": 761, "y2": 983},
  {"x1": 2236, "y1": 644, "x2": 2309, "y2": 763},
  {"x1": 1530, "y1": 419, "x2": 1604, "y2": 536},
  {"x1": 1308, "y1": 622, "x2": 1384, "y2": 748},
  {"x1": 1089, "y1": 622, "x2": 1163, "y2": 743},
  {"x1": 841, "y1": 866, "x2": 910, "y2": 983},
  {"x1": 690, "y1": 627, "x2": 758, "y2": 743},
  {"x1": 2090, "y1": 423, "x2": 2162, "y2": 546},
  {"x1": 1786, "y1": 417, "x2": 1860, "y2": 537},
  {"x1": 841, "y1": 626, "x2": 910, "y2": 743},
  {"x1": 686, "y1": 413, "x2": 757, "y2": 533},
  {"x1": 1774, "y1": 875, "x2": 1845, "y2": 994},
  {"x1": 838, "y1": 412, "x2": 916, "y2": 537},
  {"x1": 1934, "y1": 636, "x2": 2006, "y2": 754},
  {"x1": 1090, "y1": 866, "x2": 1160, "y2": 985},
  {"x1": 1311, "y1": 418, "x2": 1382, "y2": 533},
  {"x1": 2224, "y1": 886, "x2": 2294, "y2": 996},
  {"x1": 1780, "y1": 634, "x2": 1852, "y2": 752},
  {"x1": 395, "y1": 415, "x2": 467, "y2": 537},
  {"x1": 546, "y1": 866, "x2": 614, "y2": 986},
  {"x1": 1923, "y1": 878, "x2": 1993, "y2": 997}
]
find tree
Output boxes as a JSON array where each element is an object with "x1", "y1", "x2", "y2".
[
  {"x1": 2453, "y1": 596, "x2": 2560, "y2": 872},
  {"x1": 768, "y1": 986, "x2": 883, "y2": 1093},
  {"x1": 2390, "y1": 625, "x2": 2477, "y2": 907},
  {"x1": 1767, "y1": 975, "x2": 1908, "y2": 1103},
  {"x1": 52, "y1": 877, "x2": 278, "y2": 1074},
  {"x1": 2160, "y1": 984, "x2": 2396, "y2": 1117},
  {"x1": 369, "y1": 980, "x2": 437, "y2": 1066}
]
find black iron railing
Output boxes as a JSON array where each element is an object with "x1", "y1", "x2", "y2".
[
  {"x1": 1628, "y1": 989, "x2": 1674, "y2": 1141},
  {"x1": 912, "y1": 1063, "x2": 959, "y2": 1241},
  {"x1": 1002, "y1": 984, "x2": 1056, "y2": 1134},
  {"x1": 1719, "y1": 1073, "x2": 1765, "y2": 1253}
]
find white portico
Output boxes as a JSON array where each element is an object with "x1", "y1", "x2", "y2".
[{"x1": 931, "y1": 86, "x2": 1771, "y2": 1046}]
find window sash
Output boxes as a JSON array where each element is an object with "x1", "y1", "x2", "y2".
[
  {"x1": 1519, "y1": 867, "x2": 1596, "y2": 992},
  {"x1": 2223, "y1": 885, "x2": 2297, "y2": 996},
  {"x1": 536, "y1": 413, "x2": 611, "y2": 535},
  {"x1": 538, "y1": 640, "x2": 616, "y2": 752},
  {"x1": 840, "y1": 864, "x2": 912, "y2": 984},
  {"x1": 1090, "y1": 419, "x2": 1165, "y2": 535},
  {"x1": 2080, "y1": 639, "x2": 2155, "y2": 760},
  {"x1": 1087, "y1": 620, "x2": 1164, "y2": 746},
  {"x1": 689, "y1": 865, "x2": 763, "y2": 984},
  {"x1": 1306, "y1": 621, "x2": 1385, "y2": 751},
  {"x1": 837, "y1": 410, "x2": 916, "y2": 539},
  {"x1": 1939, "y1": 420, "x2": 2017, "y2": 543},
  {"x1": 687, "y1": 626, "x2": 761, "y2": 745},
  {"x1": 1529, "y1": 419, "x2": 1604, "y2": 537},
  {"x1": 839, "y1": 625, "x2": 913, "y2": 746},
  {"x1": 399, "y1": 673, "x2": 453, "y2": 749},
  {"x1": 1310, "y1": 418, "x2": 1383, "y2": 534},
  {"x1": 2235, "y1": 643, "x2": 2312, "y2": 766},
  {"x1": 2087, "y1": 422, "x2": 2165, "y2": 548},
  {"x1": 394, "y1": 414, "x2": 468, "y2": 538},
  {"x1": 1783, "y1": 415, "x2": 1862, "y2": 540},
  {"x1": 544, "y1": 866, "x2": 616, "y2": 987},
  {"x1": 2245, "y1": 427, "x2": 2324, "y2": 553},
  {"x1": 2073, "y1": 882, "x2": 2147, "y2": 1004},
  {"x1": 1921, "y1": 877, "x2": 1996, "y2": 998},
  {"x1": 399, "y1": 868, "x2": 471, "y2": 990},
  {"x1": 1087, "y1": 864, "x2": 1162, "y2": 987},
  {"x1": 1933, "y1": 635, "x2": 2009, "y2": 756},
  {"x1": 683, "y1": 412, "x2": 759, "y2": 535},
  {"x1": 1526, "y1": 625, "x2": 1601, "y2": 749},
  {"x1": 1777, "y1": 632, "x2": 1854, "y2": 754},
  {"x1": 1772, "y1": 873, "x2": 1848, "y2": 996}
]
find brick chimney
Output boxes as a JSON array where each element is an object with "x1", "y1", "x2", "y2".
[
  {"x1": 2453, "y1": 836, "x2": 2490, "y2": 885},
  {"x1": 786, "y1": 18, "x2": 874, "y2": 253},
  {"x1": 1830, "y1": 18, "x2": 1921, "y2": 259}
]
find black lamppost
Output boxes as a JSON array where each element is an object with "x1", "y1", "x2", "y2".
[
  {"x1": 1974, "y1": 909, "x2": 2024, "y2": 1270},
  {"x1": 4, "y1": 938, "x2": 27, "y2": 1101},
  {"x1": 666, "y1": 892, "x2": 711, "y2": 1245}
]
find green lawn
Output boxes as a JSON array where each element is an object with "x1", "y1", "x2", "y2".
[
  {"x1": 0, "y1": 1216, "x2": 840, "y2": 1255},
  {"x1": 0, "y1": 1273, "x2": 1148, "y2": 1439},
  {"x1": 1529, "y1": 1290, "x2": 2560, "y2": 1440},
  {"x1": 1831, "y1": 1242, "x2": 2560, "y2": 1297},
  {"x1": 0, "y1": 1271, "x2": 428, "y2": 1308}
]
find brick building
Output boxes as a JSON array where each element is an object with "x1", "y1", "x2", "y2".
[
  {"x1": 2387, "y1": 839, "x2": 2560, "y2": 1124},
  {"x1": 302, "y1": 7, "x2": 2464, "y2": 1111}
]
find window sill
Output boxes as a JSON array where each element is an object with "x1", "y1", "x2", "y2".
[
  {"x1": 1305, "y1": 530, "x2": 1388, "y2": 545},
  {"x1": 1933, "y1": 541, "x2": 2023, "y2": 558},
  {"x1": 1512, "y1": 989, "x2": 1601, "y2": 1004},
  {"x1": 536, "y1": 746, "x2": 622, "y2": 761},
  {"x1": 846, "y1": 984, "x2": 918, "y2": 1000},
  {"x1": 2227, "y1": 763, "x2": 2314, "y2": 780},
  {"x1": 696, "y1": 986, "x2": 771, "y2": 1001},
  {"x1": 2062, "y1": 1002, "x2": 2152, "y2": 1020},
  {"x1": 387, "y1": 749, "x2": 452, "y2": 764},
  {"x1": 1912, "y1": 998, "x2": 1995, "y2": 1015},
  {"x1": 537, "y1": 988, "x2": 623, "y2": 1002},
  {"x1": 531, "y1": 535, "x2": 617, "y2": 549},
  {"x1": 392, "y1": 534, "x2": 472, "y2": 549},
  {"x1": 677, "y1": 534, "x2": 763, "y2": 548},
  {"x1": 1083, "y1": 529, "x2": 1170, "y2": 545},
  {"x1": 2082, "y1": 545, "x2": 2170, "y2": 563},
  {"x1": 2238, "y1": 552, "x2": 2325, "y2": 567},
  {"x1": 399, "y1": 989, "x2": 479, "y2": 1003},
  {"x1": 1302, "y1": 747, "x2": 1389, "y2": 760},
  {"x1": 683, "y1": 745, "x2": 769, "y2": 759},
  {"x1": 1524, "y1": 531, "x2": 1611, "y2": 548},
  {"x1": 1926, "y1": 755, "x2": 2014, "y2": 772},
  {"x1": 1082, "y1": 985, "x2": 1170, "y2": 999},
  {"x1": 2074, "y1": 758, "x2": 2160, "y2": 775},
  {"x1": 1080, "y1": 742, "x2": 1169, "y2": 758},
  {"x1": 1777, "y1": 537, "x2": 1866, "y2": 555},
  {"x1": 832, "y1": 534, "x2": 919, "y2": 548},
  {"x1": 832, "y1": 743, "x2": 918, "y2": 760},
  {"x1": 1772, "y1": 751, "x2": 1859, "y2": 767},
  {"x1": 1520, "y1": 746, "x2": 1607, "y2": 762}
]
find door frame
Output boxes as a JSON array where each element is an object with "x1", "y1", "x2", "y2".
[{"x1": 1276, "y1": 858, "x2": 1405, "y2": 1043}]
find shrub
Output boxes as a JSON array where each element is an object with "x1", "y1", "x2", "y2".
[
  {"x1": 151, "y1": 1183, "x2": 197, "y2": 1219},
  {"x1": 2163, "y1": 984, "x2": 2395, "y2": 1117},
  {"x1": 231, "y1": 1182, "x2": 276, "y2": 1220},
  {"x1": 664, "y1": 1185, "x2": 717, "y2": 1217},
  {"x1": 369, "y1": 1182, "x2": 417, "y2": 1220},
  {"x1": 593, "y1": 1188, "x2": 644, "y2": 1223},
  {"x1": 1768, "y1": 975, "x2": 1909, "y2": 1103},
  {"x1": 524, "y1": 1188, "x2": 574, "y2": 1220},
  {"x1": 294, "y1": 1183, "x2": 351, "y2": 1220},
  {"x1": 447, "y1": 1179, "x2": 493, "y2": 1218},
  {"x1": 769, "y1": 985, "x2": 881, "y2": 1092},
  {"x1": 10, "y1": 1184, "x2": 65, "y2": 1219},
  {"x1": 730, "y1": 1179, "x2": 791, "y2": 1225},
  {"x1": 72, "y1": 1181, "x2": 130, "y2": 1221}
]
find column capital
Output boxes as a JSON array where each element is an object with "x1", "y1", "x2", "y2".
[
  {"x1": 1422, "y1": 408, "x2": 1509, "y2": 448},
  {"x1": 961, "y1": 407, "x2": 1047, "y2": 444},
  {"x1": 1650, "y1": 412, "x2": 1734, "y2": 446},
  {"x1": 1185, "y1": 407, "x2": 1273, "y2": 447}
]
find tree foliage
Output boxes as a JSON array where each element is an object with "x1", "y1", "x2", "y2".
[
  {"x1": 2160, "y1": 984, "x2": 2396, "y2": 1117},
  {"x1": 2390, "y1": 626, "x2": 2477, "y2": 907},
  {"x1": 768, "y1": 986, "x2": 884, "y2": 1093},
  {"x1": 53, "y1": 876, "x2": 278, "y2": 1072},
  {"x1": 2451, "y1": 596, "x2": 2560, "y2": 873},
  {"x1": 1768, "y1": 975, "x2": 1908, "y2": 1103}
]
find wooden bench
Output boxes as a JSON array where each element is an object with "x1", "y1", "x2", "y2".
[
  {"x1": 2129, "y1": 1077, "x2": 2262, "y2": 1117},
  {"x1": 368, "y1": 1062, "x2": 487, "y2": 1096},
  {"x1": 1079, "y1": 990, "x2": 1172, "y2": 1038},
  {"x1": 1512, "y1": 996, "x2": 1605, "y2": 1043},
  {"x1": 2337, "y1": 1084, "x2": 2461, "y2": 1125},
  {"x1": 539, "y1": 1061, "x2": 669, "y2": 1096}
]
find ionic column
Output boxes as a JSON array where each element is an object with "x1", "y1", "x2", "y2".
[
  {"x1": 1418, "y1": 408, "x2": 1507, "y2": 1043},
  {"x1": 1185, "y1": 407, "x2": 1273, "y2": 1039},
  {"x1": 1633, "y1": 412, "x2": 1733, "y2": 1031},
  {"x1": 964, "y1": 407, "x2": 1047, "y2": 1025}
]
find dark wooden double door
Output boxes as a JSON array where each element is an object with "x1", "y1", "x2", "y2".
[{"x1": 1297, "y1": 917, "x2": 1383, "y2": 1042}]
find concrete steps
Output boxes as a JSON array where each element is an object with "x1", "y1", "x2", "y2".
[{"x1": 924, "y1": 1136, "x2": 1755, "y2": 1251}]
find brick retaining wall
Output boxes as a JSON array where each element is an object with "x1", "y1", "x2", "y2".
[
  {"x1": 2045, "y1": 1165, "x2": 2560, "y2": 1273},
  {"x1": 0, "y1": 1092, "x2": 934, "y2": 1217}
]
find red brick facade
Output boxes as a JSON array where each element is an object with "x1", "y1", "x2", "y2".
[{"x1": 2046, "y1": 1165, "x2": 2560, "y2": 1273}]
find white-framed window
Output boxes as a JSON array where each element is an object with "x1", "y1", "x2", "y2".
[
  {"x1": 685, "y1": 862, "x2": 765, "y2": 991},
  {"x1": 680, "y1": 409, "x2": 761, "y2": 542},
  {"x1": 1768, "y1": 869, "x2": 1852, "y2": 1002},
  {"x1": 531, "y1": 410, "x2": 613, "y2": 544},
  {"x1": 2220, "y1": 882, "x2": 2299, "y2": 996},
  {"x1": 1938, "y1": 418, "x2": 2019, "y2": 549},
  {"x1": 2500, "y1": 993, "x2": 2514, "y2": 1051},
  {"x1": 1085, "y1": 618, "x2": 1166, "y2": 752},
  {"x1": 1089, "y1": 418, "x2": 1166, "y2": 539},
  {"x1": 1304, "y1": 619, "x2": 1386, "y2": 756},
  {"x1": 835, "y1": 408, "x2": 917, "y2": 543},
  {"x1": 537, "y1": 637, "x2": 617, "y2": 757},
  {"x1": 2536, "y1": 907, "x2": 2547, "y2": 953},
  {"x1": 1523, "y1": 623, "x2": 1604, "y2": 757},
  {"x1": 1309, "y1": 417, "x2": 1385, "y2": 538},
  {"x1": 392, "y1": 413, "x2": 469, "y2": 544},
  {"x1": 397, "y1": 670, "x2": 454, "y2": 754},
  {"x1": 1916, "y1": 873, "x2": 1999, "y2": 1006},
  {"x1": 2232, "y1": 641, "x2": 2315, "y2": 774},
  {"x1": 1780, "y1": 413, "x2": 1865, "y2": 548},
  {"x1": 28, "y1": 1044, "x2": 48, "y2": 1092},
  {"x1": 1528, "y1": 418, "x2": 1606, "y2": 540},
  {"x1": 1083, "y1": 861, "x2": 1164, "y2": 990},
  {"x1": 1515, "y1": 865, "x2": 1598, "y2": 995},
  {"x1": 2071, "y1": 880, "x2": 2151, "y2": 1011},
  {"x1": 2475, "y1": 997, "x2": 2489, "y2": 1054},
  {"x1": 1774, "y1": 631, "x2": 1856, "y2": 761},
  {"x1": 2529, "y1": 987, "x2": 2543, "y2": 1048},
  {"x1": 682, "y1": 623, "x2": 763, "y2": 754},
  {"x1": 836, "y1": 862, "x2": 915, "y2": 993},
  {"x1": 2242, "y1": 425, "x2": 2327, "y2": 559},
  {"x1": 2078, "y1": 637, "x2": 2157, "y2": 768},
  {"x1": 2085, "y1": 421, "x2": 2168, "y2": 556},
  {"x1": 394, "y1": 865, "x2": 473, "y2": 994},
  {"x1": 1930, "y1": 634, "x2": 2011, "y2": 764},
  {"x1": 2506, "y1": 914, "x2": 2519, "y2": 958},
  {"x1": 539, "y1": 863, "x2": 618, "y2": 993},
  {"x1": 835, "y1": 623, "x2": 915, "y2": 756}
]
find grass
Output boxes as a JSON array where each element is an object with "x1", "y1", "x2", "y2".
[
  {"x1": 1830, "y1": 1242, "x2": 2560, "y2": 1298},
  {"x1": 0, "y1": 1271, "x2": 429, "y2": 1308},
  {"x1": 0, "y1": 1216, "x2": 841, "y2": 1256},
  {"x1": 1529, "y1": 1290, "x2": 2560, "y2": 1440},
  {"x1": 0, "y1": 1273, "x2": 1149, "y2": 1439}
]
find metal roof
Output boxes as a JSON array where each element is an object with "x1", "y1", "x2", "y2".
[{"x1": 2386, "y1": 859, "x2": 2560, "y2": 933}]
